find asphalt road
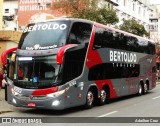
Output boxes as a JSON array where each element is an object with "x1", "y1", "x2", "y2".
[{"x1": 1, "y1": 84, "x2": 160, "y2": 126}]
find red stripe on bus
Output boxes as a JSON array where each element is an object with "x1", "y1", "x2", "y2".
[
  {"x1": 95, "y1": 80, "x2": 117, "y2": 99},
  {"x1": 56, "y1": 44, "x2": 78, "y2": 64},
  {"x1": 32, "y1": 86, "x2": 58, "y2": 96},
  {"x1": 86, "y1": 25, "x2": 117, "y2": 98},
  {"x1": 86, "y1": 26, "x2": 102, "y2": 69}
]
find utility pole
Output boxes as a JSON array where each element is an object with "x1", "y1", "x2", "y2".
[{"x1": 0, "y1": 0, "x2": 2, "y2": 30}]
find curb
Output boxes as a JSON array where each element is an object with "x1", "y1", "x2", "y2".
[{"x1": 0, "y1": 111, "x2": 13, "y2": 115}]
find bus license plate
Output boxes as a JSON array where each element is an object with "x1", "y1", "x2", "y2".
[{"x1": 27, "y1": 103, "x2": 36, "y2": 107}]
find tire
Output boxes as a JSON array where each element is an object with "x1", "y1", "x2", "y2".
[
  {"x1": 138, "y1": 83, "x2": 142, "y2": 96},
  {"x1": 98, "y1": 88, "x2": 109, "y2": 105},
  {"x1": 85, "y1": 89, "x2": 94, "y2": 109}
]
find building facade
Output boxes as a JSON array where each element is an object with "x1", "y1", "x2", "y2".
[
  {"x1": 149, "y1": 5, "x2": 159, "y2": 43},
  {"x1": 1, "y1": 0, "x2": 159, "y2": 34},
  {"x1": 115, "y1": 0, "x2": 152, "y2": 31},
  {"x1": 2, "y1": 0, "x2": 18, "y2": 30}
]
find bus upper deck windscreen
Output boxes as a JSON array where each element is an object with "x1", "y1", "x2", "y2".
[{"x1": 18, "y1": 20, "x2": 71, "y2": 50}]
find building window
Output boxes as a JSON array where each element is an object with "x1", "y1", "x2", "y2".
[
  {"x1": 108, "y1": 3, "x2": 110, "y2": 8},
  {"x1": 143, "y1": 9, "x2": 145, "y2": 16},
  {"x1": 46, "y1": 3, "x2": 52, "y2": 8},
  {"x1": 5, "y1": 9, "x2": 9, "y2": 13},
  {"x1": 133, "y1": 3, "x2": 135, "y2": 11},
  {"x1": 14, "y1": 9, "x2": 18, "y2": 15},
  {"x1": 124, "y1": 0, "x2": 126, "y2": 6},
  {"x1": 138, "y1": 7, "x2": 141, "y2": 14}
]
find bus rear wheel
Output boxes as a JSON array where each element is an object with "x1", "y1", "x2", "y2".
[
  {"x1": 85, "y1": 89, "x2": 94, "y2": 109},
  {"x1": 98, "y1": 88, "x2": 109, "y2": 105},
  {"x1": 143, "y1": 83, "x2": 148, "y2": 94}
]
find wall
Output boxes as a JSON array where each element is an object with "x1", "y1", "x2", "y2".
[
  {"x1": 0, "y1": 41, "x2": 7, "y2": 68},
  {"x1": 0, "y1": 30, "x2": 21, "y2": 68},
  {"x1": 0, "y1": 30, "x2": 22, "y2": 42},
  {"x1": 18, "y1": 0, "x2": 65, "y2": 30},
  {"x1": 0, "y1": 41, "x2": 18, "y2": 68},
  {"x1": 0, "y1": 0, "x2": 3, "y2": 30}
]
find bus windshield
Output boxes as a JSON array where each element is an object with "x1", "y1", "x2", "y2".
[
  {"x1": 14, "y1": 56, "x2": 61, "y2": 89},
  {"x1": 18, "y1": 20, "x2": 70, "y2": 50}
]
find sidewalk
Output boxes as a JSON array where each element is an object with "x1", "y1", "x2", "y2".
[{"x1": 0, "y1": 89, "x2": 13, "y2": 114}]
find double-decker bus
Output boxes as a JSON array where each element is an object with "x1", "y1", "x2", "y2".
[{"x1": 2, "y1": 18, "x2": 156, "y2": 110}]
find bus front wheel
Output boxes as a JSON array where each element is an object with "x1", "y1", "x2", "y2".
[
  {"x1": 85, "y1": 89, "x2": 94, "y2": 109},
  {"x1": 138, "y1": 83, "x2": 143, "y2": 96}
]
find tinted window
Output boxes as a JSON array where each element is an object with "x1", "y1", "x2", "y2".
[
  {"x1": 93, "y1": 28, "x2": 119, "y2": 49},
  {"x1": 68, "y1": 22, "x2": 92, "y2": 44},
  {"x1": 19, "y1": 21, "x2": 70, "y2": 50},
  {"x1": 62, "y1": 46, "x2": 88, "y2": 83},
  {"x1": 88, "y1": 63, "x2": 140, "y2": 80},
  {"x1": 93, "y1": 27, "x2": 155, "y2": 55}
]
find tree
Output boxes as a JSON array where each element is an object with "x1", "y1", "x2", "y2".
[
  {"x1": 52, "y1": 0, "x2": 119, "y2": 25},
  {"x1": 119, "y1": 19, "x2": 149, "y2": 37}
]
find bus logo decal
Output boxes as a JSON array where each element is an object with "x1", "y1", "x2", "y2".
[
  {"x1": 110, "y1": 50, "x2": 137, "y2": 63},
  {"x1": 23, "y1": 23, "x2": 67, "y2": 33},
  {"x1": 69, "y1": 81, "x2": 76, "y2": 87},
  {"x1": 26, "y1": 44, "x2": 58, "y2": 50}
]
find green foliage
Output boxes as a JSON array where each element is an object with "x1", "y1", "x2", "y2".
[
  {"x1": 52, "y1": 0, "x2": 119, "y2": 25},
  {"x1": 119, "y1": 19, "x2": 149, "y2": 37}
]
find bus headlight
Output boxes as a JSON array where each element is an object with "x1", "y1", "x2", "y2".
[
  {"x1": 52, "y1": 100, "x2": 60, "y2": 106},
  {"x1": 47, "y1": 87, "x2": 69, "y2": 98},
  {"x1": 11, "y1": 88, "x2": 20, "y2": 96}
]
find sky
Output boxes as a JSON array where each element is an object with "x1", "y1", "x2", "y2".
[{"x1": 150, "y1": 0, "x2": 160, "y2": 4}]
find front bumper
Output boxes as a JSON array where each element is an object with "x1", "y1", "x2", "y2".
[{"x1": 11, "y1": 95, "x2": 67, "y2": 110}]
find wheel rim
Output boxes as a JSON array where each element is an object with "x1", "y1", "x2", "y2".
[
  {"x1": 100, "y1": 89, "x2": 107, "y2": 103},
  {"x1": 139, "y1": 84, "x2": 142, "y2": 94},
  {"x1": 87, "y1": 91, "x2": 94, "y2": 106},
  {"x1": 144, "y1": 83, "x2": 148, "y2": 93}
]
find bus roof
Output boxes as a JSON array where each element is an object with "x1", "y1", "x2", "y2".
[
  {"x1": 29, "y1": 17, "x2": 155, "y2": 44},
  {"x1": 32, "y1": 17, "x2": 94, "y2": 25}
]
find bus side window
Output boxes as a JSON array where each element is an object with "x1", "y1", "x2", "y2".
[
  {"x1": 68, "y1": 33, "x2": 78, "y2": 44},
  {"x1": 93, "y1": 28, "x2": 104, "y2": 49},
  {"x1": 93, "y1": 27, "x2": 120, "y2": 50},
  {"x1": 68, "y1": 22, "x2": 92, "y2": 44}
]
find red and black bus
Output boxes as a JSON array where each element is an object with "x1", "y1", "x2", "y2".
[{"x1": 2, "y1": 18, "x2": 156, "y2": 109}]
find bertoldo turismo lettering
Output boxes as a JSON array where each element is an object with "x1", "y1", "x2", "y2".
[
  {"x1": 110, "y1": 50, "x2": 137, "y2": 63},
  {"x1": 23, "y1": 23, "x2": 67, "y2": 33}
]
